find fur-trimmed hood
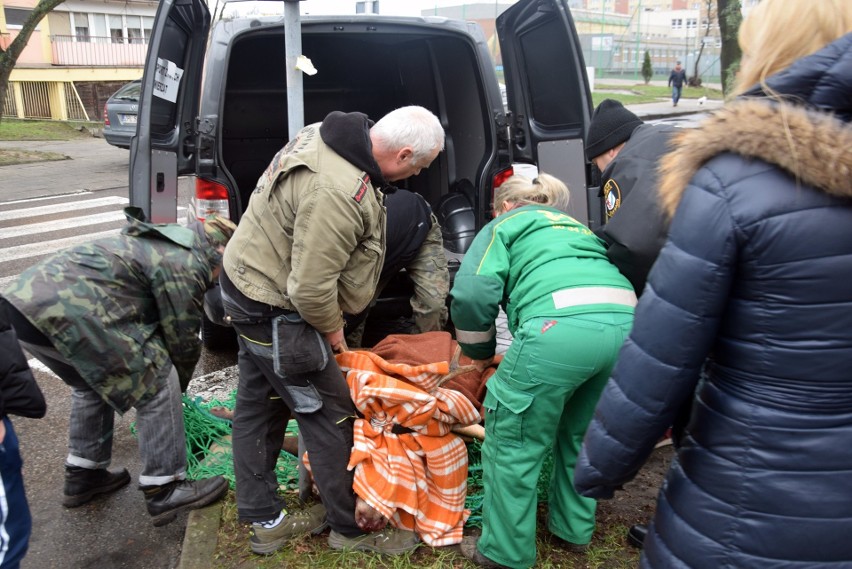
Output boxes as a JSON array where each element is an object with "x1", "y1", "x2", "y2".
[
  {"x1": 658, "y1": 31, "x2": 852, "y2": 218},
  {"x1": 658, "y1": 100, "x2": 852, "y2": 217}
]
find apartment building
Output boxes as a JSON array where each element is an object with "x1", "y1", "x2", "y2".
[{"x1": 1, "y1": 0, "x2": 156, "y2": 121}]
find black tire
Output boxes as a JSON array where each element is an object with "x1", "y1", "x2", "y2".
[{"x1": 201, "y1": 313, "x2": 238, "y2": 351}]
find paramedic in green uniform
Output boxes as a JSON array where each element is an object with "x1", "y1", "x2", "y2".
[{"x1": 453, "y1": 174, "x2": 636, "y2": 568}]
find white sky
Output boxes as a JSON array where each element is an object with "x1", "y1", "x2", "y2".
[
  {"x1": 302, "y1": 1, "x2": 499, "y2": 16},
  {"x1": 217, "y1": 1, "x2": 517, "y2": 18}
]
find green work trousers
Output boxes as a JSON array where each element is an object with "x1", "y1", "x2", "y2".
[{"x1": 478, "y1": 312, "x2": 634, "y2": 568}]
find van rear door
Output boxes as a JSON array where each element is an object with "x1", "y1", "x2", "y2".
[
  {"x1": 129, "y1": 0, "x2": 210, "y2": 223},
  {"x1": 498, "y1": 0, "x2": 597, "y2": 228}
]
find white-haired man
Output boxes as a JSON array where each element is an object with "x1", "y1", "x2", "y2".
[{"x1": 220, "y1": 106, "x2": 445, "y2": 556}]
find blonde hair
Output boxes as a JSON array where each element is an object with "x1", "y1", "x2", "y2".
[
  {"x1": 733, "y1": 0, "x2": 852, "y2": 96},
  {"x1": 493, "y1": 173, "x2": 570, "y2": 215}
]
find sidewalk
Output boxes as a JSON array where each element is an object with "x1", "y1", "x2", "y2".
[{"x1": 627, "y1": 97, "x2": 724, "y2": 121}]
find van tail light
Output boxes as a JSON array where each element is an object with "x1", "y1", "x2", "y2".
[
  {"x1": 492, "y1": 166, "x2": 514, "y2": 189},
  {"x1": 195, "y1": 178, "x2": 231, "y2": 221},
  {"x1": 491, "y1": 166, "x2": 515, "y2": 206},
  {"x1": 103, "y1": 104, "x2": 110, "y2": 127}
]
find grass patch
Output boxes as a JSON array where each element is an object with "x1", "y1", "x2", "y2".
[
  {"x1": 592, "y1": 92, "x2": 661, "y2": 106},
  {"x1": 211, "y1": 490, "x2": 640, "y2": 568},
  {"x1": 0, "y1": 118, "x2": 103, "y2": 166},
  {"x1": 0, "y1": 119, "x2": 101, "y2": 141},
  {"x1": 593, "y1": 82, "x2": 725, "y2": 107},
  {"x1": 0, "y1": 148, "x2": 68, "y2": 167}
]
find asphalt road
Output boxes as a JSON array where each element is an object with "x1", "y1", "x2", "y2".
[{"x1": 1, "y1": 136, "x2": 235, "y2": 569}]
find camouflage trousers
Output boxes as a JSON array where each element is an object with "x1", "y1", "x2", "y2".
[
  {"x1": 18, "y1": 340, "x2": 187, "y2": 486},
  {"x1": 346, "y1": 219, "x2": 450, "y2": 347}
]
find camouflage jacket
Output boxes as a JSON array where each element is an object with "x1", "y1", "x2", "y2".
[{"x1": 3, "y1": 208, "x2": 218, "y2": 414}]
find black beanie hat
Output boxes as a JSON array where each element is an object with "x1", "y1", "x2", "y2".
[{"x1": 585, "y1": 99, "x2": 643, "y2": 161}]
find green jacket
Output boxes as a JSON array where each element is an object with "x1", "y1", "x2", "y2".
[
  {"x1": 223, "y1": 121, "x2": 386, "y2": 334},
  {"x1": 3, "y1": 208, "x2": 217, "y2": 413},
  {"x1": 450, "y1": 205, "x2": 634, "y2": 359}
]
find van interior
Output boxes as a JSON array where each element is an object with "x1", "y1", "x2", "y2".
[{"x1": 219, "y1": 24, "x2": 503, "y2": 223}]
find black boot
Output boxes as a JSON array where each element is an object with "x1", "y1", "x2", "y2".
[
  {"x1": 63, "y1": 466, "x2": 131, "y2": 508},
  {"x1": 140, "y1": 476, "x2": 228, "y2": 527},
  {"x1": 627, "y1": 524, "x2": 648, "y2": 549}
]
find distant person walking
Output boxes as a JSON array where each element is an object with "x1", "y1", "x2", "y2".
[{"x1": 667, "y1": 61, "x2": 687, "y2": 106}]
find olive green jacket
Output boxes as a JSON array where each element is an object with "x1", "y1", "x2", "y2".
[
  {"x1": 223, "y1": 122, "x2": 386, "y2": 334},
  {"x1": 3, "y1": 208, "x2": 218, "y2": 413}
]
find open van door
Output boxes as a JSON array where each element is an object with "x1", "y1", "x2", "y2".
[
  {"x1": 497, "y1": 0, "x2": 597, "y2": 228},
  {"x1": 129, "y1": 0, "x2": 210, "y2": 223}
]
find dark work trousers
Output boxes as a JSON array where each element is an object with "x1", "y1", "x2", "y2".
[{"x1": 219, "y1": 273, "x2": 361, "y2": 537}]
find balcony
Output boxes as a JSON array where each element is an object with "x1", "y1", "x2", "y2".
[{"x1": 50, "y1": 35, "x2": 147, "y2": 67}]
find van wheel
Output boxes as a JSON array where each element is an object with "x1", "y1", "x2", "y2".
[{"x1": 201, "y1": 314, "x2": 238, "y2": 351}]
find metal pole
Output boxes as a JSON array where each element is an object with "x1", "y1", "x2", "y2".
[
  {"x1": 599, "y1": 0, "x2": 605, "y2": 78},
  {"x1": 634, "y1": 0, "x2": 641, "y2": 80},
  {"x1": 284, "y1": 0, "x2": 304, "y2": 140}
]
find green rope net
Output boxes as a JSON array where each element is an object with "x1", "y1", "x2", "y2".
[{"x1": 181, "y1": 390, "x2": 553, "y2": 528}]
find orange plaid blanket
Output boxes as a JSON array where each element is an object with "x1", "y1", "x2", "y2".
[{"x1": 335, "y1": 350, "x2": 482, "y2": 546}]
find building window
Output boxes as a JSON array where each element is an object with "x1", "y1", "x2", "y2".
[
  {"x1": 3, "y1": 7, "x2": 32, "y2": 29},
  {"x1": 109, "y1": 14, "x2": 125, "y2": 43},
  {"x1": 671, "y1": 18, "x2": 683, "y2": 30},
  {"x1": 356, "y1": 1, "x2": 379, "y2": 14},
  {"x1": 143, "y1": 16, "x2": 154, "y2": 40},
  {"x1": 126, "y1": 15, "x2": 143, "y2": 44},
  {"x1": 71, "y1": 12, "x2": 90, "y2": 41},
  {"x1": 686, "y1": 18, "x2": 698, "y2": 29}
]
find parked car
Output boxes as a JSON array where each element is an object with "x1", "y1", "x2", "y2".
[
  {"x1": 129, "y1": 0, "x2": 598, "y2": 348},
  {"x1": 102, "y1": 80, "x2": 142, "y2": 149}
]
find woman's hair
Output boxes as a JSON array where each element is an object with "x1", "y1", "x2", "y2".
[
  {"x1": 733, "y1": 0, "x2": 852, "y2": 96},
  {"x1": 371, "y1": 105, "x2": 445, "y2": 164},
  {"x1": 493, "y1": 173, "x2": 570, "y2": 214}
]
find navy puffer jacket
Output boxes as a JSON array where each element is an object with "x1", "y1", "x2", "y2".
[{"x1": 575, "y1": 33, "x2": 852, "y2": 568}]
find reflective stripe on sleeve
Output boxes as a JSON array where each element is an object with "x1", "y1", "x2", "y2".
[{"x1": 454, "y1": 324, "x2": 497, "y2": 345}]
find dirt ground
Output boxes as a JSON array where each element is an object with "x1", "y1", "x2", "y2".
[{"x1": 594, "y1": 443, "x2": 674, "y2": 540}]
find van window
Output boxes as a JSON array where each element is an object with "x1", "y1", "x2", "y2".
[
  {"x1": 149, "y1": 18, "x2": 189, "y2": 140},
  {"x1": 517, "y1": 16, "x2": 585, "y2": 129}
]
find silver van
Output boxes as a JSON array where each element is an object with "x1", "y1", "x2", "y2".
[{"x1": 129, "y1": 0, "x2": 597, "y2": 347}]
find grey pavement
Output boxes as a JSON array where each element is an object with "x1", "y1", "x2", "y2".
[
  {"x1": 0, "y1": 137, "x2": 131, "y2": 202},
  {"x1": 1, "y1": 98, "x2": 714, "y2": 568}
]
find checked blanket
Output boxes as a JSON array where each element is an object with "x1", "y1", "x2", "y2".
[{"x1": 335, "y1": 349, "x2": 482, "y2": 546}]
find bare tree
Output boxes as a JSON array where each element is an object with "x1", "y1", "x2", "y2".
[
  {"x1": 717, "y1": 0, "x2": 743, "y2": 94},
  {"x1": 0, "y1": 0, "x2": 66, "y2": 125},
  {"x1": 688, "y1": 0, "x2": 717, "y2": 87}
]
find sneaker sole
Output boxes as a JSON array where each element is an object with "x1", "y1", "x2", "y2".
[
  {"x1": 327, "y1": 532, "x2": 419, "y2": 556},
  {"x1": 62, "y1": 471, "x2": 131, "y2": 508},
  {"x1": 150, "y1": 478, "x2": 229, "y2": 527},
  {"x1": 250, "y1": 520, "x2": 330, "y2": 555}
]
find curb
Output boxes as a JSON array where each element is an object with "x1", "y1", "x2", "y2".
[{"x1": 178, "y1": 502, "x2": 223, "y2": 569}]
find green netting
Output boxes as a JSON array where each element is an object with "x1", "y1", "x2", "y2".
[
  {"x1": 180, "y1": 389, "x2": 553, "y2": 528},
  {"x1": 182, "y1": 392, "x2": 302, "y2": 491}
]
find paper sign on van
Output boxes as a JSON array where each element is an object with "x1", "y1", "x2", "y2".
[{"x1": 153, "y1": 58, "x2": 184, "y2": 103}]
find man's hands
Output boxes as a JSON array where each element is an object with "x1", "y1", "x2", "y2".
[
  {"x1": 325, "y1": 328, "x2": 349, "y2": 353},
  {"x1": 0, "y1": 419, "x2": 6, "y2": 444}
]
